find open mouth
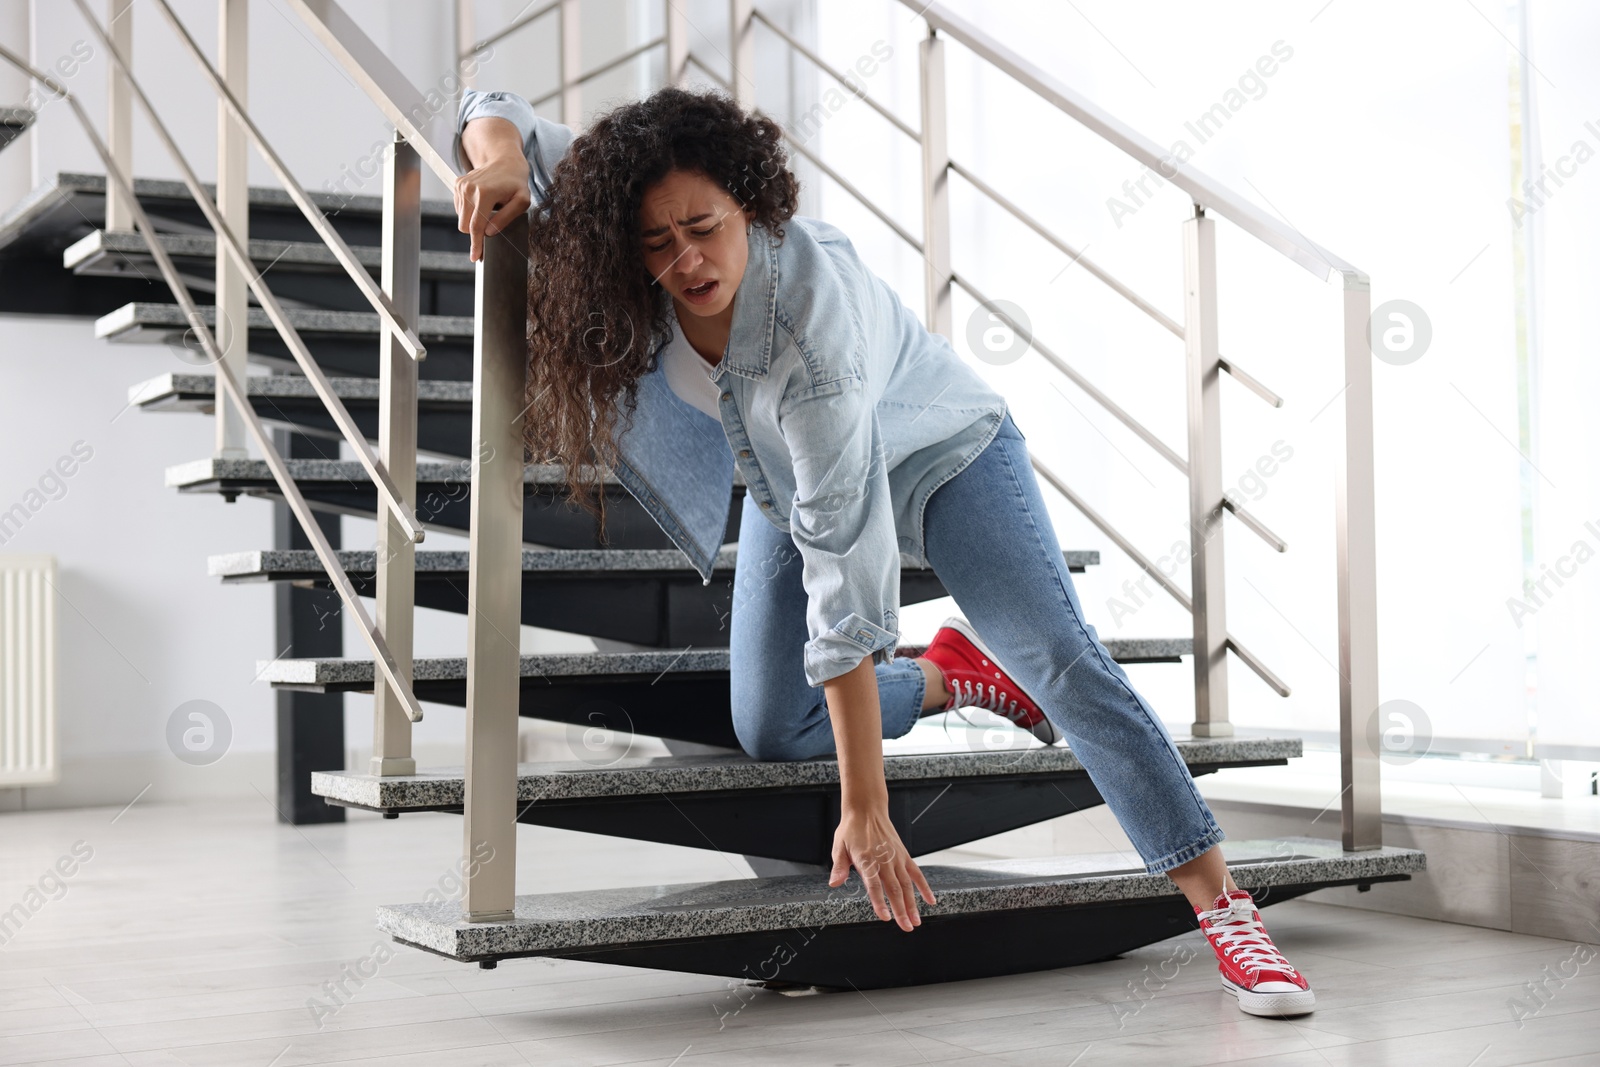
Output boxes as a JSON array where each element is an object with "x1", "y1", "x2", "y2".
[{"x1": 683, "y1": 279, "x2": 718, "y2": 301}]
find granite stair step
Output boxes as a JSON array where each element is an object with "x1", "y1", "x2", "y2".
[
  {"x1": 208, "y1": 546, "x2": 1100, "y2": 648},
  {"x1": 0, "y1": 172, "x2": 464, "y2": 317},
  {"x1": 166, "y1": 457, "x2": 732, "y2": 552},
  {"x1": 257, "y1": 640, "x2": 1193, "y2": 750},
  {"x1": 377, "y1": 839, "x2": 1426, "y2": 986},
  {"x1": 69, "y1": 231, "x2": 472, "y2": 317},
  {"x1": 132, "y1": 372, "x2": 473, "y2": 457},
  {"x1": 313, "y1": 738, "x2": 1296, "y2": 864},
  {"x1": 98, "y1": 302, "x2": 476, "y2": 379},
  {"x1": 0, "y1": 107, "x2": 32, "y2": 152},
  {"x1": 68, "y1": 231, "x2": 471, "y2": 278}
]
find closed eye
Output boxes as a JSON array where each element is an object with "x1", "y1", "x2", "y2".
[{"x1": 646, "y1": 225, "x2": 720, "y2": 254}]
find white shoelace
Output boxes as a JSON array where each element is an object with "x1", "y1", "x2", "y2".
[
  {"x1": 1199, "y1": 894, "x2": 1297, "y2": 976},
  {"x1": 950, "y1": 678, "x2": 1025, "y2": 723}
]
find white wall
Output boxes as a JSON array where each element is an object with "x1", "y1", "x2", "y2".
[{"x1": 0, "y1": 317, "x2": 277, "y2": 809}]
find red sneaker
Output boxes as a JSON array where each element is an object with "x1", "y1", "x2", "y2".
[
  {"x1": 1196, "y1": 889, "x2": 1315, "y2": 1017},
  {"x1": 920, "y1": 617, "x2": 1061, "y2": 745}
]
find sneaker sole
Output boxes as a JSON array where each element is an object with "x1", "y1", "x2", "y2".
[
  {"x1": 939, "y1": 616, "x2": 1062, "y2": 745},
  {"x1": 1222, "y1": 975, "x2": 1316, "y2": 1017}
]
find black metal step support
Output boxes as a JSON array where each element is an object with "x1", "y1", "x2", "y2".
[{"x1": 273, "y1": 429, "x2": 346, "y2": 824}]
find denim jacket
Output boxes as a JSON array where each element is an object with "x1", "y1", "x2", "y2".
[{"x1": 457, "y1": 89, "x2": 1009, "y2": 686}]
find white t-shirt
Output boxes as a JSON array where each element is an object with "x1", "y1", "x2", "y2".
[{"x1": 661, "y1": 313, "x2": 724, "y2": 420}]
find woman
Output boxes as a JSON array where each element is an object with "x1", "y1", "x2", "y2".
[{"x1": 452, "y1": 85, "x2": 1314, "y2": 1018}]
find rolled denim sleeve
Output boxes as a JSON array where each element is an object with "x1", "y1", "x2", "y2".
[
  {"x1": 454, "y1": 88, "x2": 576, "y2": 206},
  {"x1": 779, "y1": 374, "x2": 903, "y2": 688}
]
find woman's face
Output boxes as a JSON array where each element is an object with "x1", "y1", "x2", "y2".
[{"x1": 639, "y1": 168, "x2": 750, "y2": 321}]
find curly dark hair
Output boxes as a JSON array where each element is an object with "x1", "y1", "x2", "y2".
[{"x1": 522, "y1": 86, "x2": 801, "y2": 542}]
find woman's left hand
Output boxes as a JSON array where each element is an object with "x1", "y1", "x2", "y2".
[{"x1": 828, "y1": 800, "x2": 937, "y2": 932}]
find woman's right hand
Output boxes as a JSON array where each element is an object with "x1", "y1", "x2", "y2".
[
  {"x1": 828, "y1": 801, "x2": 937, "y2": 933},
  {"x1": 454, "y1": 150, "x2": 531, "y2": 262}
]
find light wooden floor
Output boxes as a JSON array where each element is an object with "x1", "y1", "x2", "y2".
[{"x1": 2, "y1": 797, "x2": 1597, "y2": 1066}]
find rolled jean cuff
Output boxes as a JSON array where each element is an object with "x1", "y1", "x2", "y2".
[
  {"x1": 1142, "y1": 823, "x2": 1227, "y2": 876},
  {"x1": 876, "y1": 656, "x2": 926, "y2": 739},
  {"x1": 802, "y1": 612, "x2": 900, "y2": 687}
]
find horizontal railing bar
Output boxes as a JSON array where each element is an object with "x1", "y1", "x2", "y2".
[
  {"x1": 77, "y1": 0, "x2": 426, "y2": 544},
  {"x1": 1222, "y1": 497, "x2": 1288, "y2": 552},
  {"x1": 1226, "y1": 636, "x2": 1291, "y2": 697},
  {"x1": 143, "y1": 0, "x2": 427, "y2": 363},
  {"x1": 781, "y1": 130, "x2": 923, "y2": 253},
  {"x1": 1030, "y1": 455, "x2": 1290, "y2": 697},
  {"x1": 900, "y1": 0, "x2": 1363, "y2": 285},
  {"x1": 464, "y1": 0, "x2": 560, "y2": 57},
  {"x1": 528, "y1": 35, "x2": 666, "y2": 111},
  {"x1": 686, "y1": 51, "x2": 729, "y2": 87},
  {"x1": 949, "y1": 159, "x2": 1283, "y2": 409},
  {"x1": 1216, "y1": 357, "x2": 1283, "y2": 408},
  {"x1": 962, "y1": 259, "x2": 1286, "y2": 553},
  {"x1": 749, "y1": 8, "x2": 919, "y2": 140},
  {"x1": 1035, "y1": 457, "x2": 1191, "y2": 609},
  {"x1": 0, "y1": 41, "x2": 427, "y2": 724},
  {"x1": 952, "y1": 271, "x2": 1186, "y2": 474},
  {"x1": 948, "y1": 158, "x2": 1172, "y2": 332},
  {"x1": 581, "y1": 34, "x2": 665, "y2": 85}
]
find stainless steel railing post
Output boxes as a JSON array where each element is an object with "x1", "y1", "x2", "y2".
[
  {"x1": 918, "y1": 28, "x2": 952, "y2": 340},
  {"x1": 371, "y1": 132, "x2": 422, "y2": 777},
  {"x1": 213, "y1": 0, "x2": 250, "y2": 461},
  {"x1": 1337, "y1": 272, "x2": 1383, "y2": 849},
  {"x1": 461, "y1": 216, "x2": 529, "y2": 922},
  {"x1": 560, "y1": 0, "x2": 582, "y2": 125},
  {"x1": 104, "y1": 0, "x2": 134, "y2": 232},
  {"x1": 665, "y1": 0, "x2": 689, "y2": 87},
  {"x1": 729, "y1": 0, "x2": 754, "y2": 108},
  {"x1": 1182, "y1": 207, "x2": 1231, "y2": 738}
]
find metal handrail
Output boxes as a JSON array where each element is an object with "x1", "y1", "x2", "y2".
[
  {"x1": 286, "y1": 0, "x2": 462, "y2": 188},
  {"x1": 898, "y1": 0, "x2": 1364, "y2": 286},
  {"x1": 745, "y1": 3, "x2": 1288, "y2": 410},
  {"x1": 0, "y1": 40, "x2": 427, "y2": 727},
  {"x1": 71, "y1": 0, "x2": 427, "y2": 547}
]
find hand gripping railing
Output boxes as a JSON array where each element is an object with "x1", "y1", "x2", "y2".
[
  {"x1": 0, "y1": 38, "x2": 428, "y2": 726},
  {"x1": 712, "y1": 0, "x2": 1381, "y2": 849}
]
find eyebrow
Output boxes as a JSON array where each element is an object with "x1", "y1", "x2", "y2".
[{"x1": 641, "y1": 212, "x2": 715, "y2": 239}]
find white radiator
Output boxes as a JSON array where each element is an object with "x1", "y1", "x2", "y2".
[{"x1": 0, "y1": 555, "x2": 58, "y2": 786}]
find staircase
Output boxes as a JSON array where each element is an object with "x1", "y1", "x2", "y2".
[{"x1": 0, "y1": 0, "x2": 1421, "y2": 990}]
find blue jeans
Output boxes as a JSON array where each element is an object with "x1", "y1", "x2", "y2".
[{"x1": 728, "y1": 411, "x2": 1225, "y2": 874}]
